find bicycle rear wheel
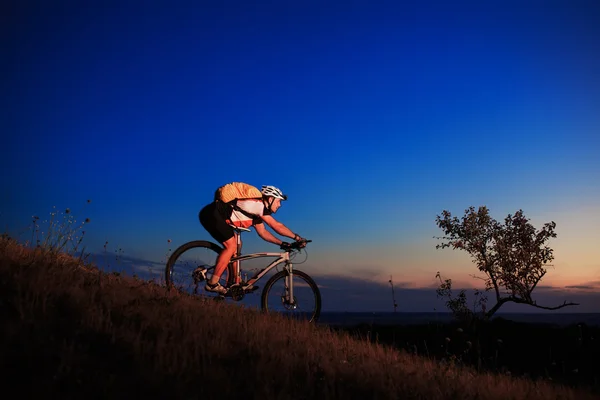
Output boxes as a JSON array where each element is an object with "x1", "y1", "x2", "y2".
[
  {"x1": 165, "y1": 240, "x2": 222, "y2": 295},
  {"x1": 260, "y1": 269, "x2": 321, "y2": 322}
]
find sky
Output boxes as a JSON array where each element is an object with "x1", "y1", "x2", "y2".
[{"x1": 3, "y1": 0, "x2": 600, "y2": 313}]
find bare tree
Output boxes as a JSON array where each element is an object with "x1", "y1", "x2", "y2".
[
  {"x1": 435, "y1": 206, "x2": 578, "y2": 320},
  {"x1": 389, "y1": 275, "x2": 398, "y2": 313}
]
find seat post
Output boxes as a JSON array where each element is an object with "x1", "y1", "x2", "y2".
[
  {"x1": 233, "y1": 231, "x2": 243, "y2": 284},
  {"x1": 236, "y1": 231, "x2": 242, "y2": 255}
]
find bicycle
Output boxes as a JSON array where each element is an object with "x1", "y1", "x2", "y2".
[{"x1": 164, "y1": 225, "x2": 322, "y2": 322}]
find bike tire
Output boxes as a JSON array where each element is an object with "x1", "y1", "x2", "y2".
[
  {"x1": 260, "y1": 269, "x2": 321, "y2": 323},
  {"x1": 165, "y1": 240, "x2": 223, "y2": 295}
]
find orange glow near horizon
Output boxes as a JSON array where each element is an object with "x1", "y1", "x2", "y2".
[{"x1": 311, "y1": 205, "x2": 600, "y2": 292}]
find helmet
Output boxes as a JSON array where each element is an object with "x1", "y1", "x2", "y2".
[{"x1": 261, "y1": 185, "x2": 287, "y2": 200}]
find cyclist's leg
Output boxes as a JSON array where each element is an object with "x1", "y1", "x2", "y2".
[
  {"x1": 211, "y1": 236, "x2": 235, "y2": 286},
  {"x1": 199, "y1": 203, "x2": 236, "y2": 288},
  {"x1": 226, "y1": 232, "x2": 243, "y2": 286}
]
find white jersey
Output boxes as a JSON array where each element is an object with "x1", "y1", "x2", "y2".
[{"x1": 228, "y1": 199, "x2": 269, "y2": 228}]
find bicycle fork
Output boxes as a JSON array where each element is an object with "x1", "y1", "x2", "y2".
[{"x1": 284, "y1": 262, "x2": 296, "y2": 308}]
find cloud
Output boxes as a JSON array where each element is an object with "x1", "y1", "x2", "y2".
[
  {"x1": 564, "y1": 281, "x2": 600, "y2": 291},
  {"x1": 535, "y1": 281, "x2": 600, "y2": 292},
  {"x1": 565, "y1": 285, "x2": 596, "y2": 290},
  {"x1": 85, "y1": 252, "x2": 164, "y2": 279},
  {"x1": 343, "y1": 266, "x2": 388, "y2": 280},
  {"x1": 535, "y1": 285, "x2": 559, "y2": 290}
]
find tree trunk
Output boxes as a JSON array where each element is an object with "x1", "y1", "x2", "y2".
[{"x1": 484, "y1": 298, "x2": 509, "y2": 319}]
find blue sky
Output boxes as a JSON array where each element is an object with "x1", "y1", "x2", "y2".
[{"x1": 3, "y1": 0, "x2": 600, "y2": 312}]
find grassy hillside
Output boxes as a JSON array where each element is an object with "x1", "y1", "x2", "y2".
[{"x1": 0, "y1": 236, "x2": 597, "y2": 400}]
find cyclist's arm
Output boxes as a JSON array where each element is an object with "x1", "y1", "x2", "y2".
[
  {"x1": 254, "y1": 222, "x2": 284, "y2": 245},
  {"x1": 260, "y1": 214, "x2": 297, "y2": 240}
]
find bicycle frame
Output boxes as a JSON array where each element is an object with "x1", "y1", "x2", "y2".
[{"x1": 227, "y1": 229, "x2": 297, "y2": 302}]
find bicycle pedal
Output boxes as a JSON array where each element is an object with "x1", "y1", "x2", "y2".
[{"x1": 244, "y1": 285, "x2": 259, "y2": 293}]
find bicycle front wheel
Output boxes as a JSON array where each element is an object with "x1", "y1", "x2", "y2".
[
  {"x1": 165, "y1": 240, "x2": 222, "y2": 296},
  {"x1": 260, "y1": 269, "x2": 321, "y2": 323}
]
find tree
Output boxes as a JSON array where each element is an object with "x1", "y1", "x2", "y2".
[
  {"x1": 434, "y1": 206, "x2": 578, "y2": 320},
  {"x1": 435, "y1": 271, "x2": 488, "y2": 323}
]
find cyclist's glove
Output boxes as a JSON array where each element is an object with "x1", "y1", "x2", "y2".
[
  {"x1": 280, "y1": 241, "x2": 292, "y2": 250},
  {"x1": 294, "y1": 234, "x2": 307, "y2": 248}
]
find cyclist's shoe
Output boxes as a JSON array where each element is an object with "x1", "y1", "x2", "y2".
[
  {"x1": 205, "y1": 282, "x2": 228, "y2": 295},
  {"x1": 192, "y1": 267, "x2": 207, "y2": 283}
]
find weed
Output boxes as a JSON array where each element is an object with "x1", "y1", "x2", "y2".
[{"x1": 22, "y1": 200, "x2": 92, "y2": 262}]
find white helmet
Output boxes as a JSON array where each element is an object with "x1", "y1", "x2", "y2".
[{"x1": 261, "y1": 185, "x2": 287, "y2": 200}]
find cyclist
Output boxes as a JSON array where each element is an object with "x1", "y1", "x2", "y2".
[{"x1": 199, "y1": 184, "x2": 306, "y2": 295}]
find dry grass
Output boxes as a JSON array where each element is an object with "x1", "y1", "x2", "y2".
[{"x1": 0, "y1": 236, "x2": 597, "y2": 400}]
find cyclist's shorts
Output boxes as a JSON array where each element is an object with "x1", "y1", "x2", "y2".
[{"x1": 199, "y1": 201, "x2": 234, "y2": 243}]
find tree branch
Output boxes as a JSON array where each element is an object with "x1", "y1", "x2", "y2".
[
  {"x1": 483, "y1": 263, "x2": 500, "y2": 301},
  {"x1": 530, "y1": 269, "x2": 546, "y2": 293},
  {"x1": 512, "y1": 297, "x2": 579, "y2": 310},
  {"x1": 484, "y1": 296, "x2": 579, "y2": 319}
]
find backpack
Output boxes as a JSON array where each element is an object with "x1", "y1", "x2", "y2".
[{"x1": 214, "y1": 182, "x2": 262, "y2": 204}]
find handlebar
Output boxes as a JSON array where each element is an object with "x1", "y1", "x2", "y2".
[{"x1": 280, "y1": 239, "x2": 312, "y2": 251}]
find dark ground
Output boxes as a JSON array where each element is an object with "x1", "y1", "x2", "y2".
[{"x1": 336, "y1": 317, "x2": 600, "y2": 394}]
